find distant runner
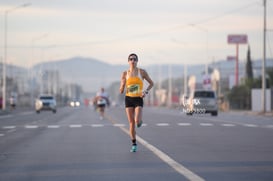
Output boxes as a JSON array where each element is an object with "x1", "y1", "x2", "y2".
[{"x1": 93, "y1": 87, "x2": 110, "y2": 120}]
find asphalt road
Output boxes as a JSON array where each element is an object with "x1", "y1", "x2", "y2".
[{"x1": 0, "y1": 106, "x2": 272, "y2": 181}]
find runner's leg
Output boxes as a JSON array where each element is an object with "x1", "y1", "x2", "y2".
[
  {"x1": 126, "y1": 107, "x2": 136, "y2": 140},
  {"x1": 135, "y1": 106, "x2": 143, "y2": 127}
]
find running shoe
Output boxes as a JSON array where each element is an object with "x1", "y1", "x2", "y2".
[
  {"x1": 130, "y1": 144, "x2": 137, "y2": 152},
  {"x1": 137, "y1": 120, "x2": 143, "y2": 128}
]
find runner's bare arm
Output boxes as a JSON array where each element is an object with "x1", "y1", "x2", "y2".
[
  {"x1": 141, "y1": 69, "x2": 154, "y2": 92},
  {"x1": 119, "y1": 71, "x2": 127, "y2": 94}
]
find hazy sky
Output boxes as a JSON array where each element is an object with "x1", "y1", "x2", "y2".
[{"x1": 0, "y1": 0, "x2": 272, "y2": 67}]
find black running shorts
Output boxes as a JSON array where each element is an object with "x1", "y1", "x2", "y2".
[
  {"x1": 97, "y1": 104, "x2": 106, "y2": 108},
  {"x1": 125, "y1": 96, "x2": 143, "y2": 108}
]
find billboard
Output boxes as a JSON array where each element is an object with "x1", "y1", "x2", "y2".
[
  {"x1": 227, "y1": 56, "x2": 236, "y2": 61},
  {"x1": 227, "y1": 34, "x2": 248, "y2": 44}
]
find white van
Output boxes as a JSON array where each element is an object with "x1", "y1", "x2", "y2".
[
  {"x1": 186, "y1": 90, "x2": 218, "y2": 116},
  {"x1": 35, "y1": 95, "x2": 57, "y2": 113}
]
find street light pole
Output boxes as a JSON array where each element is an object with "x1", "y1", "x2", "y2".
[
  {"x1": 2, "y1": 11, "x2": 7, "y2": 111},
  {"x1": 262, "y1": 0, "x2": 267, "y2": 113},
  {"x1": 168, "y1": 64, "x2": 172, "y2": 107},
  {"x1": 2, "y1": 3, "x2": 31, "y2": 111}
]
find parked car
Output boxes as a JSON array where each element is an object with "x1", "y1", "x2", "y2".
[
  {"x1": 35, "y1": 95, "x2": 57, "y2": 113},
  {"x1": 186, "y1": 89, "x2": 218, "y2": 116}
]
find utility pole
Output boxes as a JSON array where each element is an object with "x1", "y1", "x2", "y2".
[
  {"x1": 262, "y1": 0, "x2": 267, "y2": 113},
  {"x1": 168, "y1": 64, "x2": 172, "y2": 107},
  {"x1": 2, "y1": 3, "x2": 31, "y2": 111},
  {"x1": 184, "y1": 64, "x2": 187, "y2": 96}
]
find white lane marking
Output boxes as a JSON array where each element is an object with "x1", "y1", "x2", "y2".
[
  {"x1": 25, "y1": 125, "x2": 38, "y2": 129},
  {"x1": 222, "y1": 124, "x2": 235, "y2": 127},
  {"x1": 193, "y1": 116, "x2": 264, "y2": 129},
  {"x1": 2, "y1": 126, "x2": 16, "y2": 129},
  {"x1": 178, "y1": 123, "x2": 191, "y2": 126},
  {"x1": 113, "y1": 124, "x2": 125, "y2": 127},
  {"x1": 47, "y1": 125, "x2": 60, "y2": 128},
  {"x1": 69, "y1": 124, "x2": 82, "y2": 128},
  {"x1": 118, "y1": 126, "x2": 205, "y2": 181},
  {"x1": 157, "y1": 123, "x2": 169, "y2": 126},
  {"x1": 200, "y1": 123, "x2": 213, "y2": 126},
  {"x1": 0, "y1": 134, "x2": 4, "y2": 137},
  {"x1": 244, "y1": 124, "x2": 258, "y2": 128},
  {"x1": 2, "y1": 122, "x2": 270, "y2": 130},
  {"x1": 142, "y1": 123, "x2": 147, "y2": 127},
  {"x1": 91, "y1": 124, "x2": 104, "y2": 127}
]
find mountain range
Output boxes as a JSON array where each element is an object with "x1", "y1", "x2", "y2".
[
  {"x1": 4, "y1": 56, "x2": 273, "y2": 93},
  {"x1": 31, "y1": 56, "x2": 209, "y2": 93},
  {"x1": 32, "y1": 57, "x2": 127, "y2": 93}
]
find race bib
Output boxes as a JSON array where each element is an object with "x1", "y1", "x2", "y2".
[
  {"x1": 97, "y1": 99, "x2": 106, "y2": 105},
  {"x1": 127, "y1": 84, "x2": 141, "y2": 94}
]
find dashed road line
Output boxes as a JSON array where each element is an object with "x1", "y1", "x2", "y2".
[
  {"x1": 25, "y1": 125, "x2": 39, "y2": 129},
  {"x1": 69, "y1": 124, "x2": 83, "y2": 128},
  {"x1": 3, "y1": 126, "x2": 16, "y2": 129},
  {"x1": 91, "y1": 124, "x2": 104, "y2": 127},
  {"x1": 113, "y1": 123, "x2": 125, "y2": 127},
  {"x1": 1, "y1": 122, "x2": 272, "y2": 131},
  {"x1": 200, "y1": 123, "x2": 213, "y2": 126},
  {"x1": 244, "y1": 124, "x2": 258, "y2": 128},
  {"x1": 222, "y1": 123, "x2": 235, "y2": 127},
  {"x1": 47, "y1": 125, "x2": 60, "y2": 128},
  {"x1": 193, "y1": 116, "x2": 262, "y2": 129},
  {"x1": 156, "y1": 123, "x2": 169, "y2": 126},
  {"x1": 178, "y1": 123, "x2": 191, "y2": 126}
]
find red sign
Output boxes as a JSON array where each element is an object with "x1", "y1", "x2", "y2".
[
  {"x1": 227, "y1": 34, "x2": 248, "y2": 44},
  {"x1": 202, "y1": 74, "x2": 211, "y2": 89}
]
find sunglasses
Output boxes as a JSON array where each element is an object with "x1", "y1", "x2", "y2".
[{"x1": 129, "y1": 57, "x2": 138, "y2": 62}]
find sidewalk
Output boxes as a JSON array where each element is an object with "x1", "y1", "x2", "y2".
[
  {"x1": 228, "y1": 110, "x2": 273, "y2": 117},
  {"x1": 0, "y1": 107, "x2": 33, "y2": 116}
]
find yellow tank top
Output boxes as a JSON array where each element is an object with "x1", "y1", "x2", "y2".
[{"x1": 125, "y1": 69, "x2": 143, "y2": 97}]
